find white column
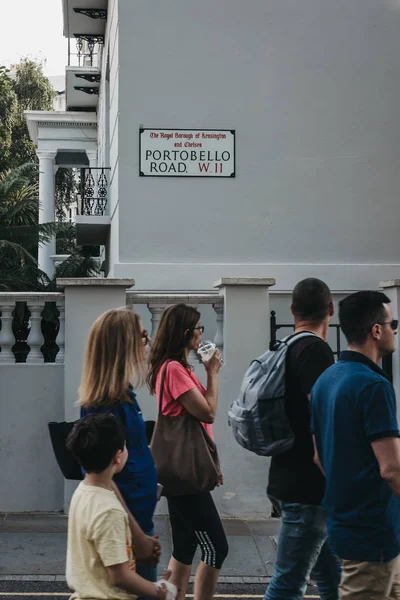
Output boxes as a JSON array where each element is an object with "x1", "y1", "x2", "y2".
[
  {"x1": 214, "y1": 277, "x2": 276, "y2": 370},
  {"x1": 380, "y1": 280, "x2": 400, "y2": 402},
  {"x1": 57, "y1": 277, "x2": 135, "y2": 512},
  {"x1": 212, "y1": 277, "x2": 276, "y2": 517},
  {"x1": 38, "y1": 151, "x2": 57, "y2": 278},
  {"x1": 86, "y1": 150, "x2": 97, "y2": 170}
]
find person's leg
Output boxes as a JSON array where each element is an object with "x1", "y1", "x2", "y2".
[
  {"x1": 265, "y1": 502, "x2": 335, "y2": 600},
  {"x1": 339, "y1": 557, "x2": 399, "y2": 599},
  {"x1": 167, "y1": 557, "x2": 192, "y2": 600},
  {"x1": 191, "y1": 492, "x2": 228, "y2": 600},
  {"x1": 194, "y1": 562, "x2": 220, "y2": 600},
  {"x1": 389, "y1": 555, "x2": 400, "y2": 599},
  {"x1": 167, "y1": 496, "x2": 198, "y2": 600},
  {"x1": 311, "y1": 538, "x2": 341, "y2": 600}
]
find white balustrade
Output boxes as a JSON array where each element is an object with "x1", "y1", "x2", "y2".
[
  {"x1": 26, "y1": 301, "x2": 44, "y2": 363},
  {"x1": 212, "y1": 299, "x2": 224, "y2": 351},
  {"x1": 0, "y1": 291, "x2": 222, "y2": 365},
  {"x1": 0, "y1": 302, "x2": 16, "y2": 364},
  {"x1": 56, "y1": 297, "x2": 65, "y2": 364},
  {"x1": 147, "y1": 302, "x2": 169, "y2": 340},
  {"x1": 0, "y1": 293, "x2": 65, "y2": 364},
  {"x1": 127, "y1": 292, "x2": 224, "y2": 352}
]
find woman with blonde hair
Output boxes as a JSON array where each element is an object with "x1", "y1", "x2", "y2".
[
  {"x1": 79, "y1": 307, "x2": 160, "y2": 593},
  {"x1": 148, "y1": 303, "x2": 228, "y2": 600}
]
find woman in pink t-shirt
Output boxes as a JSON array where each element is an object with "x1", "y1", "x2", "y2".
[{"x1": 147, "y1": 304, "x2": 228, "y2": 600}]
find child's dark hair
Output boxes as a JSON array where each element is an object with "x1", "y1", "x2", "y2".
[{"x1": 66, "y1": 414, "x2": 126, "y2": 473}]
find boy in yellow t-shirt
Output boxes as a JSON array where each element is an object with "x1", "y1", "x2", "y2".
[{"x1": 66, "y1": 414, "x2": 172, "y2": 600}]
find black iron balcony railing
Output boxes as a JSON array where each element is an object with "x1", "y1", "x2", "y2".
[
  {"x1": 80, "y1": 167, "x2": 110, "y2": 216},
  {"x1": 68, "y1": 35, "x2": 104, "y2": 67}
]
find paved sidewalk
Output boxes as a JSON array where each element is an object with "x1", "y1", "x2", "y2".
[{"x1": 0, "y1": 514, "x2": 281, "y2": 580}]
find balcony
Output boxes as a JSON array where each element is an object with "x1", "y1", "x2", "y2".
[
  {"x1": 66, "y1": 36, "x2": 101, "y2": 111},
  {"x1": 75, "y1": 167, "x2": 111, "y2": 245},
  {"x1": 62, "y1": 0, "x2": 107, "y2": 38}
]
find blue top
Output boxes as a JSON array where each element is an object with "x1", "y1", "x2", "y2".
[
  {"x1": 310, "y1": 351, "x2": 400, "y2": 562},
  {"x1": 81, "y1": 391, "x2": 158, "y2": 533}
]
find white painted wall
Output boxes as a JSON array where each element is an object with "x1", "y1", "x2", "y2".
[
  {"x1": 0, "y1": 365, "x2": 64, "y2": 512},
  {"x1": 101, "y1": 0, "x2": 400, "y2": 290}
]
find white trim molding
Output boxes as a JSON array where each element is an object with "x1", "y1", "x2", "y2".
[{"x1": 24, "y1": 110, "x2": 97, "y2": 145}]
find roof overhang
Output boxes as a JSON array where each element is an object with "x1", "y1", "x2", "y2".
[
  {"x1": 66, "y1": 66, "x2": 100, "y2": 111},
  {"x1": 24, "y1": 111, "x2": 97, "y2": 145},
  {"x1": 63, "y1": 0, "x2": 107, "y2": 38}
]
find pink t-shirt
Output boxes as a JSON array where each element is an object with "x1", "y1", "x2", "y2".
[{"x1": 155, "y1": 361, "x2": 214, "y2": 439}]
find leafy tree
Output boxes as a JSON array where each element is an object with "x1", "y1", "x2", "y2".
[
  {"x1": 0, "y1": 67, "x2": 18, "y2": 165},
  {"x1": 0, "y1": 60, "x2": 97, "y2": 293},
  {"x1": 6, "y1": 59, "x2": 55, "y2": 169},
  {"x1": 0, "y1": 164, "x2": 55, "y2": 291}
]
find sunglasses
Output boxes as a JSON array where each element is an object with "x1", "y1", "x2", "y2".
[
  {"x1": 375, "y1": 320, "x2": 398, "y2": 331},
  {"x1": 141, "y1": 329, "x2": 151, "y2": 346}
]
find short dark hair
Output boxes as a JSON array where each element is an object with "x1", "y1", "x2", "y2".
[
  {"x1": 292, "y1": 278, "x2": 332, "y2": 322},
  {"x1": 339, "y1": 291, "x2": 391, "y2": 346},
  {"x1": 66, "y1": 414, "x2": 126, "y2": 474}
]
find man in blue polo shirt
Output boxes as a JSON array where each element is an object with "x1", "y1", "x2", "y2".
[{"x1": 311, "y1": 291, "x2": 400, "y2": 599}]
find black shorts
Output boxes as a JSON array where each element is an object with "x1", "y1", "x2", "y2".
[{"x1": 167, "y1": 491, "x2": 229, "y2": 569}]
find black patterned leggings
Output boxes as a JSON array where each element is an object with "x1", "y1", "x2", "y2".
[{"x1": 167, "y1": 491, "x2": 229, "y2": 569}]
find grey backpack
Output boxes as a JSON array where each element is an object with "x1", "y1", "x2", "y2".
[{"x1": 228, "y1": 332, "x2": 316, "y2": 457}]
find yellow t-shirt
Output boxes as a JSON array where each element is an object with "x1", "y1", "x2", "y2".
[{"x1": 66, "y1": 482, "x2": 136, "y2": 600}]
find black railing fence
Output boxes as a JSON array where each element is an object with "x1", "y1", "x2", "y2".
[
  {"x1": 80, "y1": 167, "x2": 110, "y2": 216},
  {"x1": 68, "y1": 35, "x2": 104, "y2": 67},
  {"x1": 270, "y1": 310, "x2": 393, "y2": 382}
]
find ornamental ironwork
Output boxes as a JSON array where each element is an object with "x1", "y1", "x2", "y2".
[
  {"x1": 73, "y1": 8, "x2": 107, "y2": 19},
  {"x1": 74, "y1": 34, "x2": 104, "y2": 66},
  {"x1": 74, "y1": 86, "x2": 100, "y2": 95},
  {"x1": 75, "y1": 73, "x2": 101, "y2": 83},
  {"x1": 81, "y1": 168, "x2": 109, "y2": 216}
]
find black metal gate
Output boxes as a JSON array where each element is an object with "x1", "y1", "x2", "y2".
[{"x1": 270, "y1": 311, "x2": 393, "y2": 382}]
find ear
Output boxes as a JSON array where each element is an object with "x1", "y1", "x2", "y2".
[
  {"x1": 328, "y1": 302, "x2": 334, "y2": 317},
  {"x1": 290, "y1": 303, "x2": 295, "y2": 316},
  {"x1": 370, "y1": 323, "x2": 381, "y2": 340},
  {"x1": 113, "y1": 449, "x2": 123, "y2": 466}
]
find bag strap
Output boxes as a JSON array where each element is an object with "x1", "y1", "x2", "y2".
[{"x1": 158, "y1": 360, "x2": 171, "y2": 415}]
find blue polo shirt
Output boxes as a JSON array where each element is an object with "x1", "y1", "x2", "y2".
[
  {"x1": 310, "y1": 351, "x2": 400, "y2": 561},
  {"x1": 81, "y1": 391, "x2": 158, "y2": 534}
]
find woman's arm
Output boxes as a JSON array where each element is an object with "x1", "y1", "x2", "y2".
[
  {"x1": 178, "y1": 351, "x2": 222, "y2": 423},
  {"x1": 111, "y1": 482, "x2": 160, "y2": 565}
]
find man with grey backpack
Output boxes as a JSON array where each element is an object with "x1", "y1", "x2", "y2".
[
  {"x1": 229, "y1": 279, "x2": 340, "y2": 598},
  {"x1": 263, "y1": 278, "x2": 341, "y2": 600}
]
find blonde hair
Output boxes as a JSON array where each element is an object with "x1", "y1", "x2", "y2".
[{"x1": 78, "y1": 308, "x2": 146, "y2": 408}]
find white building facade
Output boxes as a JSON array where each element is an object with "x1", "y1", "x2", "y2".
[
  {"x1": 25, "y1": 0, "x2": 400, "y2": 291},
  {"x1": 12, "y1": 0, "x2": 400, "y2": 516}
]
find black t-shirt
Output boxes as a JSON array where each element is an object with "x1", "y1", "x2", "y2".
[{"x1": 267, "y1": 334, "x2": 334, "y2": 505}]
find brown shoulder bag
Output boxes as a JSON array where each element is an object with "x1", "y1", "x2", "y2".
[{"x1": 150, "y1": 361, "x2": 221, "y2": 497}]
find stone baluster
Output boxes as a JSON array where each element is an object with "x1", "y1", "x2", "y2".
[
  {"x1": 213, "y1": 300, "x2": 224, "y2": 352},
  {"x1": 26, "y1": 301, "x2": 44, "y2": 363},
  {"x1": 186, "y1": 303, "x2": 201, "y2": 363},
  {"x1": 147, "y1": 302, "x2": 169, "y2": 340},
  {"x1": 0, "y1": 302, "x2": 16, "y2": 364},
  {"x1": 56, "y1": 297, "x2": 65, "y2": 364}
]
